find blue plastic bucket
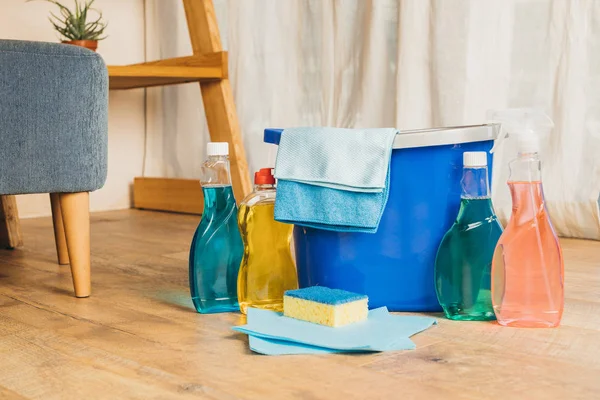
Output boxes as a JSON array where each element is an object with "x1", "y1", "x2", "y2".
[{"x1": 265, "y1": 125, "x2": 498, "y2": 311}]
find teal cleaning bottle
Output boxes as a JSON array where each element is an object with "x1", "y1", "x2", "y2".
[
  {"x1": 189, "y1": 142, "x2": 243, "y2": 313},
  {"x1": 434, "y1": 151, "x2": 502, "y2": 320}
]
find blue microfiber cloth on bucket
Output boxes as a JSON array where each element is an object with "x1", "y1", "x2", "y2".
[
  {"x1": 233, "y1": 307, "x2": 436, "y2": 355},
  {"x1": 273, "y1": 127, "x2": 397, "y2": 233}
]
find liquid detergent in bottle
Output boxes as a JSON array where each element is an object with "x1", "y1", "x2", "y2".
[
  {"x1": 189, "y1": 142, "x2": 243, "y2": 313},
  {"x1": 435, "y1": 152, "x2": 502, "y2": 321},
  {"x1": 237, "y1": 168, "x2": 298, "y2": 314},
  {"x1": 489, "y1": 109, "x2": 564, "y2": 328}
]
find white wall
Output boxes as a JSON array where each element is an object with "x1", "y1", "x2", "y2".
[{"x1": 0, "y1": 0, "x2": 146, "y2": 217}]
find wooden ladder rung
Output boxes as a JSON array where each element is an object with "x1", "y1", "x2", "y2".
[{"x1": 108, "y1": 52, "x2": 228, "y2": 90}]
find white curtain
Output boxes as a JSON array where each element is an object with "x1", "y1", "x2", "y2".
[{"x1": 144, "y1": 0, "x2": 600, "y2": 239}]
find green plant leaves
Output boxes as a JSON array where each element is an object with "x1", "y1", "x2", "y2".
[{"x1": 28, "y1": 0, "x2": 107, "y2": 41}]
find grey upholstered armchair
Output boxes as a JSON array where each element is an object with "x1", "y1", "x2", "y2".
[{"x1": 0, "y1": 40, "x2": 108, "y2": 297}]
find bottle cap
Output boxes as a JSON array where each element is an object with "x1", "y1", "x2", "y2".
[
  {"x1": 463, "y1": 151, "x2": 488, "y2": 167},
  {"x1": 517, "y1": 134, "x2": 539, "y2": 154},
  {"x1": 254, "y1": 168, "x2": 275, "y2": 185},
  {"x1": 207, "y1": 142, "x2": 229, "y2": 156}
]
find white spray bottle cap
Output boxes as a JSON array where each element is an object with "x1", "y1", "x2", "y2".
[{"x1": 487, "y1": 108, "x2": 554, "y2": 154}]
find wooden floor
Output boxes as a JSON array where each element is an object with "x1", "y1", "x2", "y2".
[{"x1": 0, "y1": 210, "x2": 598, "y2": 399}]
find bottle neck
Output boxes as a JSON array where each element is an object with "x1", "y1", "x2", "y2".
[
  {"x1": 461, "y1": 166, "x2": 490, "y2": 199},
  {"x1": 508, "y1": 152, "x2": 541, "y2": 183},
  {"x1": 508, "y1": 181, "x2": 544, "y2": 221},
  {"x1": 201, "y1": 155, "x2": 232, "y2": 187},
  {"x1": 254, "y1": 183, "x2": 275, "y2": 191}
]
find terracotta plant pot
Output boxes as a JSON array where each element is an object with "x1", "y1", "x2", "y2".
[{"x1": 62, "y1": 40, "x2": 98, "y2": 52}]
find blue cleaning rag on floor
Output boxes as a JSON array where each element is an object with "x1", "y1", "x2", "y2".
[
  {"x1": 234, "y1": 307, "x2": 436, "y2": 355},
  {"x1": 273, "y1": 127, "x2": 397, "y2": 233}
]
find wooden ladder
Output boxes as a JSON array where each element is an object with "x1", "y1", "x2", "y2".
[
  {"x1": 110, "y1": 0, "x2": 251, "y2": 213},
  {"x1": 0, "y1": 0, "x2": 250, "y2": 248}
]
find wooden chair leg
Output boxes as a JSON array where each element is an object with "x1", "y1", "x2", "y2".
[
  {"x1": 59, "y1": 192, "x2": 91, "y2": 298},
  {"x1": 0, "y1": 195, "x2": 23, "y2": 249},
  {"x1": 49, "y1": 193, "x2": 70, "y2": 265}
]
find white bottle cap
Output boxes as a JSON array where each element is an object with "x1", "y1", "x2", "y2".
[
  {"x1": 517, "y1": 135, "x2": 539, "y2": 154},
  {"x1": 207, "y1": 142, "x2": 229, "y2": 156},
  {"x1": 463, "y1": 151, "x2": 488, "y2": 167}
]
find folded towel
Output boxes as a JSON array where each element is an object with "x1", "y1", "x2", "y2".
[
  {"x1": 248, "y1": 329, "x2": 416, "y2": 356},
  {"x1": 273, "y1": 127, "x2": 397, "y2": 233},
  {"x1": 234, "y1": 307, "x2": 437, "y2": 355},
  {"x1": 248, "y1": 307, "x2": 418, "y2": 355}
]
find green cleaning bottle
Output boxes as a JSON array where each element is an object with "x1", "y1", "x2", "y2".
[{"x1": 434, "y1": 151, "x2": 502, "y2": 320}]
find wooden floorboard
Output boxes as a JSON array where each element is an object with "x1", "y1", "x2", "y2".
[{"x1": 0, "y1": 209, "x2": 598, "y2": 399}]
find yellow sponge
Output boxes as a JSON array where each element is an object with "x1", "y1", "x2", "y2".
[{"x1": 283, "y1": 287, "x2": 368, "y2": 327}]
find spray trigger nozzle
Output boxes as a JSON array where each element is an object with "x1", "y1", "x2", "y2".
[{"x1": 487, "y1": 108, "x2": 554, "y2": 154}]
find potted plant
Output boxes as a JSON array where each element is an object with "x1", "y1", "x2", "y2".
[{"x1": 29, "y1": 0, "x2": 107, "y2": 52}]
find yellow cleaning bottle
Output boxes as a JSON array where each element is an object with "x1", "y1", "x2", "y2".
[{"x1": 237, "y1": 168, "x2": 298, "y2": 314}]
